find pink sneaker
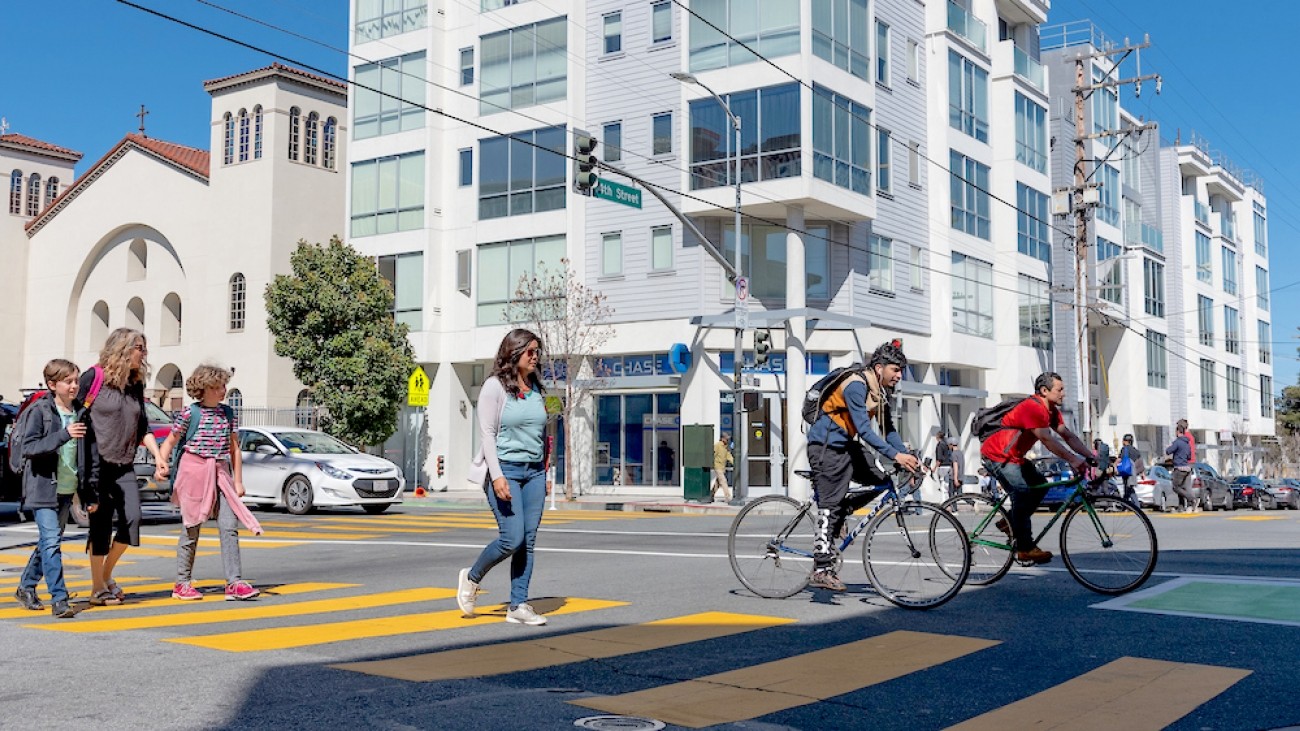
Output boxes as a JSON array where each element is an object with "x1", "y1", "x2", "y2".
[
  {"x1": 172, "y1": 583, "x2": 203, "y2": 601},
  {"x1": 225, "y1": 581, "x2": 260, "y2": 601}
]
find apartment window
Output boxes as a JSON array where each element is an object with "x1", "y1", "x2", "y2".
[
  {"x1": 908, "y1": 141, "x2": 920, "y2": 186},
  {"x1": 1093, "y1": 236, "x2": 1121, "y2": 305},
  {"x1": 876, "y1": 128, "x2": 891, "y2": 194},
  {"x1": 1195, "y1": 231, "x2": 1212, "y2": 283},
  {"x1": 1016, "y1": 183, "x2": 1050, "y2": 261},
  {"x1": 1145, "y1": 330, "x2": 1168, "y2": 389},
  {"x1": 876, "y1": 20, "x2": 891, "y2": 85},
  {"x1": 948, "y1": 51, "x2": 988, "y2": 142},
  {"x1": 355, "y1": 52, "x2": 426, "y2": 138},
  {"x1": 480, "y1": 17, "x2": 567, "y2": 114},
  {"x1": 952, "y1": 252, "x2": 993, "y2": 339},
  {"x1": 651, "y1": 1, "x2": 672, "y2": 43},
  {"x1": 1224, "y1": 306, "x2": 1240, "y2": 355},
  {"x1": 456, "y1": 250, "x2": 472, "y2": 294},
  {"x1": 253, "y1": 106, "x2": 263, "y2": 159},
  {"x1": 722, "y1": 223, "x2": 830, "y2": 299},
  {"x1": 1096, "y1": 164, "x2": 1119, "y2": 226},
  {"x1": 238, "y1": 109, "x2": 250, "y2": 162},
  {"x1": 651, "y1": 112, "x2": 674, "y2": 155},
  {"x1": 378, "y1": 252, "x2": 424, "y2": 331},
  {"x1": 603, "y1": 12, "x2": 622, "y2": 54},
  {"x1": 355, "y1": 0, "x2": 427, "y2": 41},
  {"x1": 350, "y1": 151, "x2": 426, "y2": 236},
  {"x1": 691, "y1": 0, "x2": 799, "y2": 72},
  {"x1": 229, "y1": 273, "x2": 246, "y2": 331},
  {"x1": 910, "y1": 246, "x2": 925, "y2": 291},
  {"x1": 1221, "y1": 246, "x2": 1237, "y2": 295},
  {"x1": 305, "y1": 112, "x2": 320, "y2": 165},
  {"x1": 603, "y1": 122, "x2": 621, "y2": 162},
  {"x1": 811, "y1": 0, "x2": 868, "y2": 79},
  {"x1": 477, "y1": 235, "x2": 566, "y2": 324},
  {"x1": 950, "y1": 151, "x2": 990, "y2": 239},
  {"x1": 1261, "y1": 375, "x2": 1275, "y2": 418},
  {"x1": 323, "y1": 118, "x2": 337, "y2": 169},
  {"x1": 1092, "y1": 65, "x2": 1118, "y2": 135},
  {"x1": 1200, "y1": 359, "x2": 1217, "y2": 410},
  {"x1": 1197, "y1": 296, "x2": 1214, "y2": 347},
  {"x1": 1254, "y1": 203, "x2": 1268, "y2": 256},
  {"x1": 44, "y1": 177, "x2": 58, "y2": 208},
  {"x1": 868, "y1": 235, "x2": 893, "y2": 293},
  {"x1": 288, "y1": 107, "x2": 300, "y2": 161},
  {"x1": 907, "y1": 39, "x2": 920, "y2": 83},
  {"x1": 458, "y1": 148, "x2": 472, "y2": 186},
  {"x1": 693, "y1": 83, "x2": 800, "y2": 188},
  {"x1": 1256, "y1": 266, "x2": 1270, "y2": 310},
  {"x1": 1018, "y1": 275, "x2": 1051, "y2": 350},
  {"x1": 223, "y1": 113, "x2": 234, "y2": 165},
  {"x1": 811, "y1": 86, "x2": 870, "y2": 194},
  {"x1": 1014, "y1": 93, "x2": 1047, "y2": 173},
  {"x1": 1143, "y1": 259, "x2": 1165, "y2": 317},
  {"x1": 601, "y1": 232, "x2": 622, "y2": 276},
  {"x1": 460, "y1": 47, "x2": 474, "y2": 86},
  {"x1": 1259, "y1": 320, "x2": 1272, "y2": 364},
  {"x1": 651, "y1": 225, "x2": 673, "y2": 271},
  {"x1": 479, "y1": 125, "x2": 566, "y2": 220},
  {"x1": 1226, "y1": 366, "x2": 1242, "y2": 415},
  {"x1": 25, "y1": 174, "x2": 40, "y2": 217},
  {"x1": 9, "y1": 169, "x2": 22, "y2": 214}
]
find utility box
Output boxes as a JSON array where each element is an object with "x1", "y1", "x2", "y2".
[{"x1": 681, "y1": 424, "x2": 715, "y2": 502}]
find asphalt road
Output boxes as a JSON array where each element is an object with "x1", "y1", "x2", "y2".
[{"x1": 1, "y1": 498, "x2": 1299, "y2": 731}]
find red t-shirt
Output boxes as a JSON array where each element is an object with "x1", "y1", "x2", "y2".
[{"x1": 980, "y1": 396, "x2": 1062, "y2": 464}]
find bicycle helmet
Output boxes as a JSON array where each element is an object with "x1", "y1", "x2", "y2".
[{"x1": 868, "y1": 338, "x2": 908, "y2": 369}]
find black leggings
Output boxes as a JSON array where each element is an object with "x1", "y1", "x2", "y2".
[{"x1": 88, "y1": 462, "x2": 141, "y2": 555}]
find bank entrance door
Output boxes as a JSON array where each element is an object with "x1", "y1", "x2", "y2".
[{"x1": 721, "y1": 392, "x2": 786, "y2": 495}]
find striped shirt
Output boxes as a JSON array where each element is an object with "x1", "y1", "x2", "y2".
[{"x1": 170, "y1": 405, "x2": 237, "y2": 459}]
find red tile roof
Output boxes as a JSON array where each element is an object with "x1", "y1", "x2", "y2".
[
  {"x1": 0, "y1": 133, "x2": 83, "y2": 160},
  {"x1": 25, "y1": 134, "x2": 209, "y2": 233},
  {"x1": 203, "y1": 62, "x2": 347, "y2": 91}
]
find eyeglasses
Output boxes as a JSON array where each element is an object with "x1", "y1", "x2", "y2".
[
  {"x1": 522, "y1": 347, "x2": 541, "y2": 357},
  {"x1": 133, "y1": 344, "x2": 148, "y2": 353}
]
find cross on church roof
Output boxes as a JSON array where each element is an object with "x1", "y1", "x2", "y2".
[
  {"x1": 137, "y1": 104, "x2": 149, "y2": 137},
  {"x1": 0, "y1": 118, "x2": 9, "y2": 135}
]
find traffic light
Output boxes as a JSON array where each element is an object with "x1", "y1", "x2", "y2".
[
  {"x1": 754, "y1": 329, "x2": 772, "y2": 367},
  {"x1": 573, "y1": 131, "x2": 598, "y2": 194},
  {"x1": 436, "y1": 455, "x2": 445, "y2": 477}
]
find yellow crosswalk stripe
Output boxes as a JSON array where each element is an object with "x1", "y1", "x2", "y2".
[
  {"x1": 316, "y1": 515, "x2": 501, "y2": 528},
  {"x1": 945, "y1": 656, "x2": 1250, "y2": 730},
  {"x1": 256, "y1": 521, "x2": 443, "y2": 535},
  {"x1": 0, "y1": 553, "x2": 118, "y2": 569},
  {"x1": 249, "y1": 530, "x2": 384, "y2": 540},
  {"x1": 333, "y1": 611, "x2": 795, "y2": 681},
  {"x1": 139, "y1": 535, "x2": 303, "y2": 549},
  {"x1": 1227, "y1": 515, "x2": 1283, "y2": 521},
  {"x1": 0, "y1": 576, "x2": 159, "y2": 592},
  {"x1": 571, "y1": 630, "x2": 999, "y2": 728},
  {"x1": 0, "y1": 580, "x2": 227, "y2": 619},
  {"x1": 170, "y1": 596, "x2": 628, "y2": 652},
  {"x1": 29, "y1": 586, "x2": 451, "y2": 633}
]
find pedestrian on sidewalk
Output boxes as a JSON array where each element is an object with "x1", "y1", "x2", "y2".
[
  {"x1": 711, "y1": 432, "x2": 734, "y2": 502},
  {"x1": 459, "y1": 329, "x2": 552, "y2": 626},
  {"x1": 935, "y1": 431, "x2": 957, "y2": 499},
  {"x1": 1117, "y1": 434, "x2": 1142, "y2": 505},
  {"x1": 14, "y1": 359, "x2": 85, "y2": 618},
  {"x1": 1166, "y1": 419, "x2": 1197, "y2": 512},
  {"x1": 157, "y1": 364, "x2": 262, "y2": 601},
  {"x1": 79, "y1": 328, "x2": 165, "y2": 607}
]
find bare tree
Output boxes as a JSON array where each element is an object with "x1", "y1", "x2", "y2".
[{"x1": 506, "y1": 258, "x2": 614, "y2": 500}]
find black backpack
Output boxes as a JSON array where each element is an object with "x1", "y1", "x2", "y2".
[
  {"x1": 971, "y1": 398, "x2": 1029, "y2": 442},
  {"x1": 800, "y1": 365, "x2": 867, "y2": 426},
  {"x1": 6, "y1": 393, "x2": 53, "y2": 475}
]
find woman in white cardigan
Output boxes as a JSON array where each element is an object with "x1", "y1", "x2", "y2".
[{"x1": 459, "y1": 328, "x2": 551, "y2": 626}]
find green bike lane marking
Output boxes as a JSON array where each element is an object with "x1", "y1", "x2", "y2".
[{"x1": 1093, "y1": 576, "x2": 1300, "y2": 627}]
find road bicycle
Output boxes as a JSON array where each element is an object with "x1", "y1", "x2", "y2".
[
  {"x1": 727, "y1": 468, "x2": 970, "y2": 609},
  {"x1": 941, "y1": 473, "x2": 1158, "y2": 595}
]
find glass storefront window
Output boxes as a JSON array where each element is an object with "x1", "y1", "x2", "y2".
[{"x1": 595, "y1": 392, "x2": 681, "y2": 487}]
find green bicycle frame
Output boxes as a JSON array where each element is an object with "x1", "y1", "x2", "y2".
[{"x1": 967, "y1": 475, "x2": 1114, "y2": 552}]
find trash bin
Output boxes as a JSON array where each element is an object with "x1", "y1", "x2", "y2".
[{"x1": 681, "y1": 425, "x2": 715, "y2": 502}]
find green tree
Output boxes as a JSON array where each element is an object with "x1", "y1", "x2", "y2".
[
  {"x1": 1278, "y1": 384, "x2": 1300, "y2": 435},
  {"x1": 265, "y1": 236, "x2": 416, "y2": 446}
]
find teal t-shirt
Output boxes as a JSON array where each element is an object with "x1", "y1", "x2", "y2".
[
  {"x1": 56, "y1": 405, "x2": 78, "y2": 495},
  {"x1": 496, "y1": 389, "x2": 546, "y2": 463}
]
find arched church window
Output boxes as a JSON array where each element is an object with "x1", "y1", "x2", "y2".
[
  {"x1": 305, "y1": 112, "x2": 319, "y2": 166},
  {"x1": 223, "y1": 112, "x2": 235, "y2": 165},
  {"x1": 238, "y1": 109, "x2": 250, "y2": 162},
  {"x1": 288, "y1": 107, "x2": 301, "y2": 161}
]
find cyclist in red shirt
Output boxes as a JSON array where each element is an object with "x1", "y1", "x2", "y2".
[{"x1": 980, "y1": 372, "x2": 1094, "y2": 565}]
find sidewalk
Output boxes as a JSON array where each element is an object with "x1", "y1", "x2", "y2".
[{"x1": 408, "y1": 487, "x2": 747, "y2": 515}]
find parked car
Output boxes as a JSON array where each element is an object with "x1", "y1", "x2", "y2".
[
  {"x1": 1134, "y1": 466, "x2": 1179, "y2": 511},
  {"x1": 0, "y1": 400, "x2": 19, "y2": 502},
  {"x1": 236, "y1": 426, "x2": 404, "y2": 515},
  {"x1": 1189, "y1": 462, "x2": 1235, "y2": 511},
  {"x1": 1230, "y1": 475, "x2": 1275, "y2": 510},
  {"x1": 1276, "y1": 479, "x2": 1300, "y2": 510},
  {"x1": 1032, "y1": 457, "x2": 1081, "y2": 510},
  {"x1": 1146, "y1": 464, "x2": 1210, "y2": 511}
]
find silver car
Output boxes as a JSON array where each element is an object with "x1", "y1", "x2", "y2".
[
  {"x1": 1134, "y1": 466, "x2": 1179, "y2": 512},
  {"x1": 237, "y1": 426, "x2": 405, "y2": 515}
]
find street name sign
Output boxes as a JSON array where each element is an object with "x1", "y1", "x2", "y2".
[{"x1": 594, "y1": 178, "x2": 643, "y2": 209}]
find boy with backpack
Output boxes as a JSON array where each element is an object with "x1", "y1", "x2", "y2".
[
  {"x1": 804, "y1": 340, "x2": 919, "y2": 591},
  {"x1": 12, "y1": 359, "x2": 85, "y2": 618}
]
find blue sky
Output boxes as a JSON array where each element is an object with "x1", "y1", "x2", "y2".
[{"x1": 5, "y1": 0, "x2": 1296, "y2": 395}]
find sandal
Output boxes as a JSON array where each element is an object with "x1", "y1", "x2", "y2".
[
  {"x1": 105, "y1": 579, "x2": 127, "y2": 602},
  {"x1": 89, "y1": 590, "x2": 123, "y2": 607}
]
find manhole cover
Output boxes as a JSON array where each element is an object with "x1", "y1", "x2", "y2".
[{"x1": 573, "y1": 716, "x2": 666, "y2": 730}]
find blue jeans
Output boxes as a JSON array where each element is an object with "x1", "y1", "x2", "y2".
[
  {"x1": 20, "y1": 494, "x2": 74, "y2": 604},
  {"x1": 469, "y1": 461, "x2": 546, "y2": 608},
  {"x1": 982, "y1": 458, "x2": 1048, "y2": 552}
]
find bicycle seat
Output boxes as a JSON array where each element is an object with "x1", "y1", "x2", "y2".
[{"x1": 794, "y1": 469, "x2": 813, "y2": 480}]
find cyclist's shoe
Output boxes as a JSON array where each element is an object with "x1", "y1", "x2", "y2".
[
  {"x1": 809, "y1": 569, "x2": 847, "y2": 591},
  {"x1": 994, "y1": 518, "x2": 1012, "y2": 537},
  {"x1": 1015, "y1": 547, "x2": 1054, "y2": 565}
]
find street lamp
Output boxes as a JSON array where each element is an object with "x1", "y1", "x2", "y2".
[{"x1": 672, "y1": 71, "x2": 746, "y2": 503}]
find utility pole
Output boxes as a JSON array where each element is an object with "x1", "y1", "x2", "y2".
[{"x1": 1061, "y1": 35, "x2": 1160, "y2": 442}]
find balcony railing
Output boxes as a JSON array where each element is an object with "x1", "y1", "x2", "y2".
[
  {"x1": 947, "y1": 1, "x2": 987, "y2": 52},
  {"x1": 1125, "y1": 222, "x2": 1164, "y2": 253},
  {"x1": 1194, "y1": 199, "x2": 1210, "y2": 226},
  {"x1": 1220, "y1": 215, "x2": 1237, "y2": 242},
  {"x1": 1013, "y1": 46, "x2": 1045, "y2": 90}
]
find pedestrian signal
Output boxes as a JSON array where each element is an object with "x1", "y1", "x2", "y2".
[{"x1": 754, "y1": 330, "x2": 772, "y2": 367}]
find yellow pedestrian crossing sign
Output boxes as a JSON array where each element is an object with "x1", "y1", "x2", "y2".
[{"x1": 407, "y1": 366, "x2": 430, "y2": 407}]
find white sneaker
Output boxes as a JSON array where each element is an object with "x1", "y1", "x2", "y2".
[
  {"x1": 456, "y1": 568, "x2": 479, "y2": 617},
  {"x1": 505, "y1": 602, "x2": 547, "y2": 626}
]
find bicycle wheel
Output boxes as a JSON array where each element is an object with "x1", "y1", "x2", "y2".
[
  {"x1": 728, "y1": 495, "x2": 816, "y2": 598},
  {"x1": 862, "y1": 502, "x2": 969, "y2": 609},
  {"x1": 1060, "y1": 496, "x2": 1158, "y2": 595},
  {"x1": 941, "y1": 494, "x2": 1014, "y2": 586}
]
